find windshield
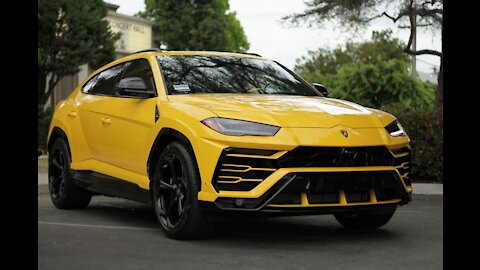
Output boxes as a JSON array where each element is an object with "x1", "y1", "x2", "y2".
[{"x1": 156, "y1": 55, "x2": 320, "y2": 96}]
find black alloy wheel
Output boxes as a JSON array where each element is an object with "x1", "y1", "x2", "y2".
[
  {"x1": 152, "y1": 142, "x2": 213, "y2": 239},
  {"x1": 49, "y1": 146, "x2": 66, "y2": 200},
  {"x1": 155, "y1": 153, "x2": 187, "y2": 229},
  {"x1": 48, "y1": 138, "x2": 92, "y2": 209}
]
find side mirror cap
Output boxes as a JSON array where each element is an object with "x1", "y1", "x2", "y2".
[
  {"x1": 312, "y1": 83, "x2": 329, "y2": 97},
  {"x1": 118, "y1": 77, "x2": 155, "y2": 98}
]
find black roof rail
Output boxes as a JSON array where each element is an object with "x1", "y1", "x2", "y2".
[
  {"x1": 232, "y1": 51, "x2": 262, "y2": 57},
  {"x1": 130, "y1": 49, "x2": 261, "y2": 57},
  {"x1": 131, "y1": 48, "x2": 163, "y2": 55},
  {"x1": 244, "y1": 52, "x2": 262, "y2": 57}
]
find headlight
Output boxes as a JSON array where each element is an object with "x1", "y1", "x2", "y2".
[
  {"x1": 201, "y1": 117, "x2": 280, "y2": 136},
  {"x1": 385, "y1": 120, "x2": 406, "y2": 137}
]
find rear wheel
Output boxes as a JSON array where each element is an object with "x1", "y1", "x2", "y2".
[
  {"x1": 48, "y1": 138, "x2": 92, "y2": 209},
  {"x1": 334, "y1": 206, "x2": 396, "y2": 229},
  {"x1": 152, "y1": 142, "x2": 213, "y2": 239}
]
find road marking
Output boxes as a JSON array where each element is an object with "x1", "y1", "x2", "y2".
[{"x1": 38, "y1": 221, "x2": 161, "y2": 231}]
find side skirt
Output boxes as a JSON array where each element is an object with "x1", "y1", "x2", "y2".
[{"x1": 69, "y1": 169, "x2": 152, "y2": 205}]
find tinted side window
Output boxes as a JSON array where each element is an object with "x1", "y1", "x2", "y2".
[
  {"x1": 118, "y1": 59, "x2": 156, "y2": 96},
  {"x1": 89, "y1": 64, "x2": 124, "y2": 96},
  {"x1": 81, "y1": 74, "x2": 99, "y2": 93}
]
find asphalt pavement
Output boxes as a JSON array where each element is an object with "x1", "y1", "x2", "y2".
[{"x1": 38, "y1": 190, "x2": 443, "y2": 270}]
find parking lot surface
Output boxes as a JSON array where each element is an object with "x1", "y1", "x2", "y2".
[{"x1": 38, "y1": 190, "x2": 442, "y2": 270}]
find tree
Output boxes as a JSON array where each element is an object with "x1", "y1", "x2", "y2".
[
  {"x1": 38, "y1": 0, "x2": 119, "y2": 106},
  {"x1": 140, "y1": 0, "x2": 249, "y2": 52},
  {"x1": 224, "y1": 12, "x2": 250, "y2": 52},
  {"x1": 329, "y1": 60, "x2": 435, "y2": 111},
  {"x1": 295, "y1": 31, "x2": 435, "y2": 111},
  {"x1": 295, "y1": 30, "x2": 409, "y2": 77},
  {"x1": 283, "y1": 0, "x2": 443, "y2": 110}
]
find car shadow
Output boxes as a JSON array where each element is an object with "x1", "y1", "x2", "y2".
[
  {"x1": 209, "y1": 217, "x2": 397, "y2": 246},
  {"x1": 82, "y1": 196, "x2": 398, "y2": 246},
  {"x1": 79, "y1": 198, "x2": 158, "y2": 228}
]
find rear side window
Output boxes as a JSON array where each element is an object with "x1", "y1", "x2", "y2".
[
  {"x1": 82, "y1": 64, "x2": 124, "y2": 96},
  {"x1": 118, "y1": 59, "x2": 156, "y2": 96}
]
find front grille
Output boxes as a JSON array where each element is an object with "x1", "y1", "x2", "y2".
[
  {"x1": 213, "y1": 146, "x2": 412, "y2": 192},
  {"x1": 268, "y1": 171, "x2": 403, "y2": 205},
  {"x1": 278, "y1": 146, "x2": 394, "y2": 167}
]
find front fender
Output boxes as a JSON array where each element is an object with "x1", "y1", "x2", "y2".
[{"x1": 48, "y1": 99, "x2": 91, "y2": 162}]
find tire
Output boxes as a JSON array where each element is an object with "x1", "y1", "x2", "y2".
[
  {"x1": 334, "y1": 206, "x2": 396, "y2": 229},
  {"x1": 152, "y1": 141, "x2": 213, "y2": 239},
  {"x1": 48, "y1": 138, "x2": 92, "y2": 209}
]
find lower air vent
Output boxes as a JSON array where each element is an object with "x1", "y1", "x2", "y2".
[{"x1": 213, "y1": 148, "x2": 278, "y2": 191}]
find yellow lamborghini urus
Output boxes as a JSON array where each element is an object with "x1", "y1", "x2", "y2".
[{"x1": 47, "y1": 49, "x2": 412, "y2": 239}]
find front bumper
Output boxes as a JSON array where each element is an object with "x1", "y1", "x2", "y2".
[{"x1": 194, "y1": 125, "x2": 412, "y2": 212}]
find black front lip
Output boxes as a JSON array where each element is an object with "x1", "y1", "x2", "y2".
[
  {"x1": 199, "y1": 201, "x2": 406, "y2": 219},
  {"x1": 203, "y1": 173, "x2": 411, "y2": 213}
]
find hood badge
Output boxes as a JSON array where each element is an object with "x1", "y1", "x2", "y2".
[{"x1": 340, "y1": 130, "x2": 349, "y2": 138}]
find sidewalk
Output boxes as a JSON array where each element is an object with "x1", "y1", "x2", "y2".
[
  {"x1": 411, "y1": 183, "x2": 443, "y2": 195},
  {"x1": 37, "y1": 173, "x2": 443, "y2": 195}
]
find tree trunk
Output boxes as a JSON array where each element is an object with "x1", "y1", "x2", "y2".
[
  {"x1": 38, "y1": 72, "x2": 61, "y2": 106},
  {"x1": 38, "y1": 70, "x2": 47, "y2": 105},
  {"x1": 435, "y1": 57, "x2": 443, "y2": 110}
]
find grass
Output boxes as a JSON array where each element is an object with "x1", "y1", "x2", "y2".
[{"x1": 38, "y1": 158, "x2": 48, "y2": 173}]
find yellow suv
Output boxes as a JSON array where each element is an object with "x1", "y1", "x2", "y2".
[{"x1": 47, "y1": 50, "x2": 412, "y2": 239}]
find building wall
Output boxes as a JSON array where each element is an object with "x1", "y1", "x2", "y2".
[{"x1": 107, "y1": 12, "x2": 153, "y2": 58}]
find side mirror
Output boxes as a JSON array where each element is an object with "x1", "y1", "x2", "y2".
[
  {"x1": 312, "y1": 83, "x2": 329, "y2": 97},
  {"x1": 118, "y1": 77, "x2": 155, "y2": 98}
]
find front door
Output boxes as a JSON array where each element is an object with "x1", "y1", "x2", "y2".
[
  {"x1": 99, "y1": 58, "x2": 158, "y2": 176},
  {"x1": 76, "y1": 64, "x2": 124, "y2": 161}
]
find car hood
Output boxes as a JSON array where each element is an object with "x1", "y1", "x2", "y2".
[{"x1": 168, "y1": 94, "x2": 395, "y2": 128}]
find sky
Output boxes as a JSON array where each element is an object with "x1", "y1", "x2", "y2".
[{"x1": 105, "y1": 0, "x2": 441, "y2": 74}]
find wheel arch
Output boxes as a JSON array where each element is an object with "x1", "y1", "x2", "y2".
[
  {"x1": 47, "y1": 126, "x2": 72, "y2": 158},
  {"x1": 147, "y1": 128, "x2": 201, "y2": 191}
]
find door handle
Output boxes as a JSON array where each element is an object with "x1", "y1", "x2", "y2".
[
  {"x1": 67, "y1": 111, "x2": 77, "y2": 117},
  {"x1": 101, "y1": 117, "x2": 111, "y2": 125}
]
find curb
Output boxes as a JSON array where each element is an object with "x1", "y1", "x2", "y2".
[
  {"x1": 37, "y1": 174, "x2": 443, "y2": 195},
  {"x1": 411, "y1": 183, "x2": 443, "y2": 195}
]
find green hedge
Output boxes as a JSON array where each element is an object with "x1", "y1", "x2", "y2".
[
  {"x1": 394, "y1": 110, "x2": 443, "y2": 182},
  {"x1": 38, "y1": 106, "x2": 53, "y2": 156}
]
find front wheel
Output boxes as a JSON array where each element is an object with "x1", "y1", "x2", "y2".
[
  {"x1": 334, "y1": 206, "x2": 396, "y2": 229},
  {"x1": 152, "y1": 142, "x2": 213, "y2": 239}
]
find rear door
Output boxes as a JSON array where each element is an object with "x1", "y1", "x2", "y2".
[
  {"x1": 76, "y1": 64, "x2": 124, "y2": 160},
  {"x1": 99, "y1": 58, "x2": 158, "y2": 176}
]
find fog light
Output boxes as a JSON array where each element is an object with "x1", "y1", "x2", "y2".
[{"x1": 234, "y1": 198, "x2": 245, "y2": 207}]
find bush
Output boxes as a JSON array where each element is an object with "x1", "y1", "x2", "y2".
[
  {"x1": 328, "y1": 60, "x2": 435, "y2": 111},
  {"x1": 393, "y1": 110, "x2": 443, "y2": 182},
  {"x1": 38, "y1": 106, "x2": 53, "y2": 156}
]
